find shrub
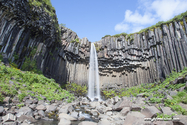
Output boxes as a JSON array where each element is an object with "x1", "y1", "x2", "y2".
[
  {"x1": 18, "y1": 93, "x2": 27, "y2": 102},
  {"x1": 0, "y1": 93, "x2": 4, "y2": 103},
  {"x1": 66, "y1": 82, "x2": 87, "y2": 96}
]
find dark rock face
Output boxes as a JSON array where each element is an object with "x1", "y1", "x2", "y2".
[
  {"x1": 96, "y1": 22, "x2": 187, "y2": 88},
  {"x1": 0, "y1": 0, "x2": 187, "y2": 88}
]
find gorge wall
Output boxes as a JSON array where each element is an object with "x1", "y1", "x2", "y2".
[{"x1": 0, "y1": 0, "x2": 187, "y2": 89}]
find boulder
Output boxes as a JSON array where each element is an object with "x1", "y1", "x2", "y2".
[
  {"x1": 123, "y1": 112, "x2": 149, "y2": 125},
  {"x1": 160, "y1": 106, "x2": 174, "y2": 115},
  {"x1": 58, "y1": 118, "x2": 71, "y2": 125},
  {"x1": 90, "y1": 101, "x2": 100, "y2": 109},
  {"x1": 113, "y1": 97, "x2": 132, "y2": 111},
  {"x1": 98, "y1": 119, "x2": 111, "y2": 125},
  {"x1": 17, "y1": 115, "x2": 36, "y2": 123},
  {"x1": 70, "y1": 111, "x2": 78, "y2": 118},
  {"x1": 17, "y1": 107, "x2": 33, "y2": 116},
  {"x1": 173, "y1": 115, "x2": 187, "y2": 125},
  {"x1": 46, "y1": 105, "x2": 57, "y2": 112},
  {"x1": 36, "y1": 105, "x2": 46, "y2": 111},
  {"x1": 120, "y1": 107, "x2": 131, "y2": 116},
  {"x1": 3, "y1": 97, "x2": 10, "y2": 103},
  {"x1": 2, "y1": 113, "x2": 16, "y2": 122},
  {"x1": 0, "y1": 106, "x2": 4, "y2": 115},
  {"x1": 78, "y1": 121, "x2": 97, "y2": 125},
  {"x1": 25, "y1": 99, "x2": 33, "y2": 105},
  {"x1": 90, "y1": 110, "x2": 99, "y2": 117},
  {"x1": 38, "y1": 110, "x2": 45, "y2": 117},
  {"x1": 131, "y1": 104, "x2": 141, "y2": 111},
  {"x1": 58, "y1": 113, "x2": 77, "y2": 121},
  {"x1": 141, "y1": 106, "x2": 161, "y2": 118}
]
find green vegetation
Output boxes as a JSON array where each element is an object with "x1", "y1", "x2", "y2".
[
  {"x1": 156, "y1": 113, "x2": 176, "y2": 119},
  {"x1": 102, "y1": 67, "x2": 187, "y2": 115},
  {"x1": 0, "y1": 61, "x2": 75, "y2": 103},
  {"x1": 17, "y1": 103, "x2": 25, "y2": 108},
  {"x1": 66, "y1": 82, "x2": 87, "y2": 96},
  {"x1": 28, "y1": 0, "x2": 55, "y2": 17},
  {"x1": 70, "y1": 38, "x2": 80, "y2": 44},
  {"x1": 102, "y1": 33, "x2": 127, "y2": 39}
]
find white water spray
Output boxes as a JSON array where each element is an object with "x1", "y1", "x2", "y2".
[{"x1": 88, "y1": 43, "x2": 101, "y2": 101}]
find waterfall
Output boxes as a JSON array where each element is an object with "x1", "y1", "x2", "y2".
[{"x1": 88, "y1": 43, "x2": 101, "y2": 101}]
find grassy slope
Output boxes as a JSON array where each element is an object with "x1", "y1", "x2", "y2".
[
  {"x1": 103, "y1": 67, "x2": 187, "y2": 115},
  {"x1": 0, "y1": 60, "x2": 75, "y2": 103}
]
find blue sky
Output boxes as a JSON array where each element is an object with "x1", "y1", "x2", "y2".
[{"x1": 51, "y1": 0, "x2": 187, "y2": 42}]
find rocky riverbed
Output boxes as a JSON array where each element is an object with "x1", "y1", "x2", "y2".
[{"x1": 1, "y1": 92, "x2": 187, "y2": 125}]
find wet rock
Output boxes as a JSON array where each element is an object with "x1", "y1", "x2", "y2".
[
  {"x1": 90, "y1": 110, "x2": 99, "y2": 117},
  {"x1": 78, "y1": 116, "x2": 85, "y2": 121},
  {"x1": 58, "y1": 113, "x2": 77, "y2": 121},
  {"x1": 70, "y1": 111, "x2": 78, "y2": 118}
]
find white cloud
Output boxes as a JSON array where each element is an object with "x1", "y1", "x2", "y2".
[
  {"x1": 114, "y1": 23, "x2": 129, "y2": 32},
  {"x1": 115, "y1": 0, "x2": 187, "y2": 33},
  {"x1": 124, "y1": 10, "x2": 154, "y2": 25},
  {"x1": 151, "y1": 0, "x2": 187, "y2": 21}
]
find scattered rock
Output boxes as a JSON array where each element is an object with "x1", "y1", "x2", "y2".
[{"x1": 141, "y1": 106, "x2": 161, "y2": 118}]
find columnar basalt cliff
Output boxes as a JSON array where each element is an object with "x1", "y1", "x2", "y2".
[
  {"x1": 0, "y1": 0, "x2": 187, "y2": 88},
  {"x1": 96, "y1": 21, "x2": 187, "y2": 89}
]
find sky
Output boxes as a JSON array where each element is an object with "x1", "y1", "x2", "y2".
[{"x1": 51, "y1": 0, "x2": 187, "y2": 42}]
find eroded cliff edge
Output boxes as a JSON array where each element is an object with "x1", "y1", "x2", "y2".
[{"x1": 0, "y1": 0, "x2": 187, "y2": 89}]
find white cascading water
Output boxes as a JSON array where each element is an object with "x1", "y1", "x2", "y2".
[{"x1": 88, "y1": 43, "x2": 101, "y2": 101}]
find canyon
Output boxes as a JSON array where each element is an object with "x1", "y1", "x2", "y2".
[{"x1": 0, "y1": 0, "x2": 187, "y2": 89}]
